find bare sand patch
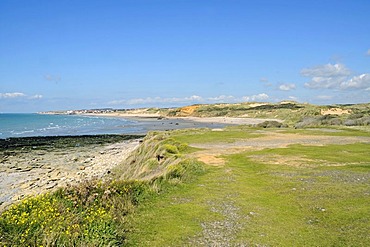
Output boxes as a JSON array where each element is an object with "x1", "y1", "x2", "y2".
[
  {"x1": 249, "y1": 154, "x2": 319, "y2": 167},
  {"x1": 195, "y1": 152, "x2": 225, "y2": 166},
  {"x1": 181, "y1": 117, "x2": 282, "y2": 125},
  {"x1": 321, "y1": 108, "x2": 351, "y2": 115},
  {"x1": 190, "y1": 131, "x2": 370, "y2": 167},
  {"x1": 191, "y1": 132, "x2": 370, "y2": 151}
]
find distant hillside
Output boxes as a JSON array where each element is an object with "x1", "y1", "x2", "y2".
[
  {"x1": 163, "y1": 101, "x2": 370, "y2": 127},
  {"x1": 44, "y1": 102, "x2": 370, "y2": 128}
]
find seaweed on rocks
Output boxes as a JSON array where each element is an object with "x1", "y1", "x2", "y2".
[{"x1": 0, "y1": 134, "x2": 145, "y2": 151}]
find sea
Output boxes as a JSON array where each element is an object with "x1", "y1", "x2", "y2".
[{"x1": 0, "y1": 113, "x2": 142, "y2": 139}]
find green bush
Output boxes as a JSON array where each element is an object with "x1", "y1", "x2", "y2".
[
  {"x1": 165, "y1": 159, "x2": 205, "y2": 182},
  {"x1": 164, "y1": 144, "x2": 179, "y2": 154},
  {"x1": 0, "y1": 180, "x2": 152, "y2": 246}
]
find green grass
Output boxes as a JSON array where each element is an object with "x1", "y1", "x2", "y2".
[
  {"x1": 227, "y1": 153, "x2": 369, "y2": 246},
  {"x1": 124, "y1": 165, "x2": 235, "y2": 246},
  {"x1": 279, "y1": 126, "x2": 370, "y2": 137},
  {"x1": 171, "y1": 127, "x2": 261, "y2": 144},
  {"x1": 252, "y1": 143, "x2": 370, "y2": 165},
  {"x1": 123, "y1": 129, "x2": 370, "y2": 246}
]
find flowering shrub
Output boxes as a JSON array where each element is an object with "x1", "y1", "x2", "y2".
[{"x1": 0, "y1": 180, "x2": 151, "y2": 246}]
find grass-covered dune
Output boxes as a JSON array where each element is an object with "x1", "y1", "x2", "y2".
[
  {"x1": 1, "y1": 125, "x2": 370, "y2": 246},
  {"x1": 155, "y1": 101, "x2": 370, "y2": 127}
]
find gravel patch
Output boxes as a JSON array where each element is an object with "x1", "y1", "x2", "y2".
[{"x1": 188, "y1": 197, "x2": 247, "y2": 247}]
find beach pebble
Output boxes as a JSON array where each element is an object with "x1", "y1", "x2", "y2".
[
  {"x1": 45, "y1": 183, "x2": 57, "y2": 190},
  {"x1": 20, "y1": 167, "x2": 32, "y2": 172}
]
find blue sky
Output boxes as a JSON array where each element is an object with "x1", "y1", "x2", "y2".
[{"x1": 1, "y1": 0, "x2": 370, "y2": 112}]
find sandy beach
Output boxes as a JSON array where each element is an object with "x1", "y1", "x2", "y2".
[{"x1": 83, "y1": 112, "x2": 282, "y2": 126}]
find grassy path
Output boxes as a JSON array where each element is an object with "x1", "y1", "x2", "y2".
[
  {"x1": 1, "y1": 127, "x2": 369, "y2": 246},
  {"x1": 124, "y1": 128, "x2": 370, "y2": 246}
]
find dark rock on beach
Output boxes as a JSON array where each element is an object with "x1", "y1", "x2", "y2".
[{"x1": 0, "y1": 134, "x2": 144, "y2": 151}]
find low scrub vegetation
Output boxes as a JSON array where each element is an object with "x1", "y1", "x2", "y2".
[{"x1": 0, "y1": 180, "x2": 151, "y2": 246}]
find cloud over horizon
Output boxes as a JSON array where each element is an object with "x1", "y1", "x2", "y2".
[
  {"x1": 0, "y1": 92, "x2": 26, "y2": 99},
  {"x1": 278, "y1": 83, "x2": 296, "y2": 91},
  {"x1": 29, "y1": 94, "x2": 43, "y2": 100},
  {"x1": 301, "y1": 63, "x2": 370, "y2": 90},
  {"x1": 242, "y1": 93, "x2": 269, "y2": 102},
  {"x1": 108, "y1": 93, "x2": 270, "y2": 106},
  {"x1": 0, "y1": 92, "x2": 43, "y2": 100}
]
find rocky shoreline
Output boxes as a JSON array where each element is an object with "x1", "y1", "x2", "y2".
[{"x1": 0, "y1": 134, "x2": 144, "y2": 212}]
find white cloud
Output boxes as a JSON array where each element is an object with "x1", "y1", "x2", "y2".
[
  {"x1": 301, "y1": 63, "x2": 351, "y2": 78},
  {"x1": 109, "y1": 95, "x2": 205, "y2": 105},
  {"x1": 207, "y1": 95, "x2": 235, "y2": 102},
  {"x1": 302, "y1": 63, "x2": 351, "y2": 89},
  {"x1": 109, "y1": 94, "x2": 271, "y2": 106},
  {"x1": 186, "y1": 95, "x2": 203, "y2": 101},
  {"x1": 242, "y1": 93, "x2": 269, "y2": 102},
  {"x1": 301, "y1": 63, "x2": 370, "y2": 90},
  {"x1": 29, "y1": 94, "x2": 43, "y2": 99},
  {"x1": 0, "y1": 92, "x2": 26, "y2": 99},
  {"x1": 278, "y1": 83, "x2": 296, "y2": 91},
  {"x1": 288, "y1": 96, "x2": 299, "y2": 101},
  {"x1": 0, "y1": 92, "x2": 44, "y2": 101},
  {"x1": 367, "y1": 49, "x2": 370, "y2": 56},
  {"x1": 340, "y1": 73, "x2": 370, "y2": 89}
]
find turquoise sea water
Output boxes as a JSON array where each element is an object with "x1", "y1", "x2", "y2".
[
  {"x1": 0, "y1": 114, "x2": 140, "y2": 139},
  {"x1": 0, "y1": 114, "x2": 229, "y2": 139}
]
